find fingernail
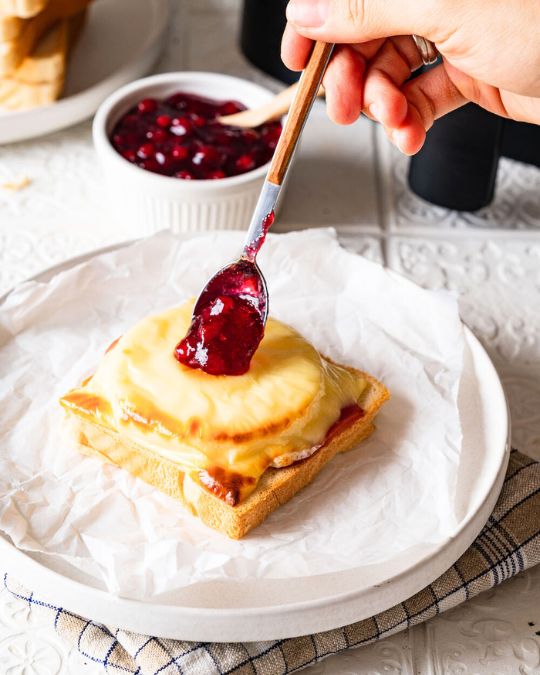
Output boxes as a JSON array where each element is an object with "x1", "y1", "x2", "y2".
[
  {"x1": 393, "y1": 130, "x2": 409, "y2": 155},
  {"x1": 386, "y1": 128, "x2": 404, "y2": 153},
  {"x1": 369, "y1": 104, "x2": 381, "y2": 121},
  {"x1": 286, "y1": 0, "x2": 328, "y2": 28}
]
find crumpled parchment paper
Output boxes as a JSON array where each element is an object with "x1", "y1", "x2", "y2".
[{"x1": 0, "y1": 229, "x2": 464, "y2": 598}]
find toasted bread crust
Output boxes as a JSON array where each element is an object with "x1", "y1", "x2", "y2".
[
  {"x1": 0, "y1": 0, "x2": 91, "y2": 76},
  {"x1": 65, "y1": 368, "x2": 389, "y2": 539},
  {"x1": 0, "y1": 0, "x2": 47, "y2": 19},
  {"x1": 0, "y1": 10, "x2": 86, "y2": 110}
]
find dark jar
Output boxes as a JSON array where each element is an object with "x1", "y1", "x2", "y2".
[
  {"x1": 408, "y1": 103, "x2": 540, "y2": 211},
  {"x1": 408, "y1": 104, "x2": 503, "y2": 211},
  {"x1": 240, "y1": 0, "x2": 299, "y2": 84}
]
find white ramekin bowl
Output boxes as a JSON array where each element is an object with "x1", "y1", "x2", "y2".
[{"x1": 93, "y1": 72, "x2": 278, "y2": 235}]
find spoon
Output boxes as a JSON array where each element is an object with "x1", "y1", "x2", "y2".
[
  {"x1": 217, "y1": 82, "x2": 325, "y2": 129},
  {"x1": 176, "y1": 42, "x2": 334, "y2": 376},
  {"x1": 195, "y1": 41, "x2": 334, "y2": 320}
]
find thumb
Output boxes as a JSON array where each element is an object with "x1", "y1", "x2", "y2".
[{"x1": 286, "y1": 0, "x2": 438, "y2": 44}]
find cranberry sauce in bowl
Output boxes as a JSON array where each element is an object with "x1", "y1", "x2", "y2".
[
  {"x1": 93, "y1": 72, "x2": 284, "y2": 233},
  {"x1": 110, "y1": 92, "x2": 282, "y2": 181}
]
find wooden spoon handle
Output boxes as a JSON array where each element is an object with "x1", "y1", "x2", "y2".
[
  {"x1": 217, "y1": 82, "x2": 324, "y2": 128},
  {"x1": 267, "y1": 41, "x2": 334, "y2": 186}
]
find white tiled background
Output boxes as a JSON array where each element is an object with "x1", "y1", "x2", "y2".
[{"x1": 1, "y1": 1, "x2": 540, "y2": 673}]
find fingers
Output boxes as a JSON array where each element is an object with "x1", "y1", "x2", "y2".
[
  {"x1": 321, "y1": 40, "x2": 382, "y2": 124},
  {"x1": 403, "y1": 62, "x2": 466, "y2": 129},
  {"x1": 282, "y1": 26, "x2": 382, "y2": 125},
  {"x1": 281, "y1": 19, "x2": 468, "y2": 154},
  {"x1": 377, "y1": 63, "x2": 467, "y2": 154},
  {"x1": 321, "y1": 45, "x2": 366, "y2": 124},
  {"x1": 281, "y1": 21, "x2": 313, "y2": 71},
  {"x1": 384, "y1": 109, "x2": 427, "y2": 156},
  {"x1": 362, "y1": 36, "x2": 421, "y2": 128},
  {"x1": 285, "y1": 0, "x2": 438, "y2": 44}
]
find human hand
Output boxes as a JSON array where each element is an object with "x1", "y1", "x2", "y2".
[{"x1": 282, "y1": 0, "x2": 540, "y2": 154}]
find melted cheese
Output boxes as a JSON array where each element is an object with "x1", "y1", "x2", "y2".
[{"x1": 60, "y1": 301, "x2": 367, "y2": 504}]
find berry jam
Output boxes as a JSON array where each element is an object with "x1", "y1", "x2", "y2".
[
  {"x1": 244, "y1": 210, "x2": 275, "y2": 261},
  {"x1": 111, "y1": 92, "x2": 282, "y2": 180},
  {"x1": 174, "y1": 211, "x2": 275, "y2": 376},
  {"x1": 175, "y1": 294, "x2": 265, "y2": 376},
  {"x1": 194, "y1": 259, "x2": 267, "y2": 317}
]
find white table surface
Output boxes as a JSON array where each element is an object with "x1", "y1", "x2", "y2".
[{"x1": 1, "y1": 1, "x2": 540, "y2": 673}]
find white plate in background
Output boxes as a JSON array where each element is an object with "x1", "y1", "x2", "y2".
[{"x1": 0, "y1": 0, "x2": 169, "y2": 144}]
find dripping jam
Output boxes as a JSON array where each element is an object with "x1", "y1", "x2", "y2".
[{"x1": 244, "y1": 210, "x2": 275, "y2": 260}]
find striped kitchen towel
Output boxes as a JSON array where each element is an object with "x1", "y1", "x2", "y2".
[{"x1": 4, "y1": 450, "x2": 540, "y2": 675}]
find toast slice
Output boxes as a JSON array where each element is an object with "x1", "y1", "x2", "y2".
[
  {"x1": 0, "y1": 11, "x2": 86, "y2": 110},
  {"x1": 64, "y1": 369, "x2": 389, "y2": 539},
  {"x1": 0, "y1": 0, "x2": 49, "y2": 43},
  {"x1": 0, "y1": 0, "x2": 47, "y2": 19},
  {"x1": 0, "y1": 14, "x2": 24, "y2": 41},
  {"x1": 0, "y1": 0, "x2": 90, "y2": 76},
  {"x1": 14, "y1": 15, "x2": 67, "y2": 82},
  {"x1": 16, "y1": 9, "x2": 85, "y2": 82},
  {"x1": 0, "y1": 72, "x2": 61, "y2": 107}
]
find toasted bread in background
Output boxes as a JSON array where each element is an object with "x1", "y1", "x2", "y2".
[
  {"x1": 0, "y1": 10, "x2": 86, "y2": 110},
  {"x1": 0, "y1": 0, "x2": 90, "y2": 76},
  {"x1": 65, "y1": 369, "x2": 389, "y2": 539},
  {"x1": 0, "y1": 0, "x2": 47, "y2": 19},
  {"x1": 15, "y1": 15, "x2": 66, "y2": 82},
  {"x1": 0, "y1": 14, "x2": 23, "y2": 41},
  {"x1": 16, "y1": 9, "x2": 85, "y2": 82},
  {"x1": 0, "y1": 0, "x2": 47, "y2": 41},
  {"x1": 0, "y1": 73, "x2": 61, "y2": 107}
]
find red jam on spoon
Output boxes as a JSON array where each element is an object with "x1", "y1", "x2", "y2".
[
  {"x1": 243, "y1": 210, "x2": 275, "y2": 261},
  {"x1": 175, "y1": 212, "x2": 275, "y2": 377},
  {"x1": 111, "y1": 92, "x2": 282, "y2": 180},
  {"x1": 175, "y1": 294, "x2": 264, "y2": 376}
]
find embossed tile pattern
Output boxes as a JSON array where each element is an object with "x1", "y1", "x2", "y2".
[
  {"x1": 387, "y1": 236, "x2": 540, "y2": 460},
  {"x1": 305, "y1": 633, "x2": 414, "y2": 674},
  {"x1": 378, "y1": 127, "x2": 540, "y2": 232},
  {"x1": 0, "y1": 586, "x2": 103, "y2": 674},
  {"x1": 418, "y1": 565, "x2": 540, "y2": 675}
]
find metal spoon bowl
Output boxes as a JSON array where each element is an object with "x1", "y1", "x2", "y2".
[{"x1": 193, "y1": 258, "x2": 269, "y2": 324}]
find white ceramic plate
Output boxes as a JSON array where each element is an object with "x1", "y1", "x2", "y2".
[
  {"x1": 0, "y1": 245, "x2": 511, "y2": 642},
  {"x1": 0, "y1": 0, "x2": 169, "y2": 144}
]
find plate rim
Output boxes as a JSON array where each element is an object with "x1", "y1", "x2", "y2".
[{"x1": 0, "y1": 239, "x2": 511, "y2": 641}]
